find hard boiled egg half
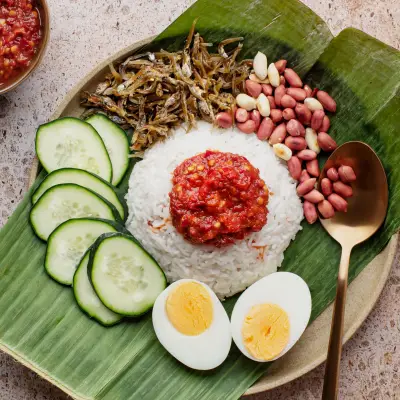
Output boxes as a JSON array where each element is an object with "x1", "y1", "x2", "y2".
[
  {"x1": 231, "y1": 272, "x2": 311, "y2": 362},
  {"x1": 152, "y1": 279, "x2": 231, "y2": 370}
]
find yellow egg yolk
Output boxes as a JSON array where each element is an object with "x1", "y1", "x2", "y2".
[
  {"x1": 242, "y1": 303, "x2": 290, "y2": 361},
  {"x1": 166, "y1": 282, "x2": 213, "y2": 336}
]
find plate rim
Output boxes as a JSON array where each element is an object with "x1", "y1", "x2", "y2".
[{"x1": 4, "y1": 36, "x2": 397, "y2": 399}]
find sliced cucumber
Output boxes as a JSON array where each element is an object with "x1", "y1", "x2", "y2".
[
  {"x1": 73, "y1": 249, "x2": 124, "y2": 326},
  {"x1": 36, "y1": 117, "x2": 113, "y2": 182},
  {"x1": 86, "y1": 114, "x2": 130, "y2": 186},
  {"x1": 32, "y1": 168, "x2": 127, "y2": 221},
  {"x1": 45, "y1": 218, "x2": 120, "y2": 285},
  {"x1": 30, "y1": 184, "x2": 120, "y2": 241},
  {"x1": 89, "y1": 233, "x2": 167, "y2": 316}
]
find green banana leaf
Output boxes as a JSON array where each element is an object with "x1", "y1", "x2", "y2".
[{"x1": 0, "y1": 0, "x2": 399, "y2": 399}]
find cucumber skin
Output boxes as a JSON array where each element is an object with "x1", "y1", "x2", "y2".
[
  {"x1": 35, "y1": 117, "x2": 113, "y2": 183},
  {"x1": 31, "y1": 168, "x2": 128, "y2": 222},
  {"x1": 29, "y1": 183, "x2": 123, "y2": 242},
  {"x1": 73, "y1": 247, "x2": 124, "y2": 327},
  {"x1": 86, "y1": 114, "x2": 130, "y2": 187},
  {"x1": 88, "y1": 232, "x2": 167, "y2": 317}
]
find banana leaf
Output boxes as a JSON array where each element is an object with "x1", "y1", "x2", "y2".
[{"x1": 0, "y1": 1, "x2": 399, "y2": 400}]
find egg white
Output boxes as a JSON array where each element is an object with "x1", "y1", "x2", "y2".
[
  {"x1": 152, "y1": 279, "x2": 232, "y2": 370},
  {"x1": 230, "y1": 272, "x2": 311, "y2": 362}
]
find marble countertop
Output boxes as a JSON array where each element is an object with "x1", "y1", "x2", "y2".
[{"x1": 0, "y1": 0, "x2": 399, "y2": 399}]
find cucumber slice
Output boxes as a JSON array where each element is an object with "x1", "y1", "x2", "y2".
[
  {"x1": 89, "y1": 233, "x2": 167, "y2": 316},
  {"x1": 73, "y1": 250, "x2": 123, "y2": 326},
  {"x1": 32, "y1": 168, "x2": 127, "y2": 221},
  {"x1": 36, "y1": 117, "x2": 113, "y2": 182},
  {"x1": 45, "y1": 218, "x2": 120, "y2": 285},
  {"x1": 30, "y1": 184, "x2": 120, "y2": 241},
  {"x1": 86, "y1": 114, "x2": 130, "y2": 186}
]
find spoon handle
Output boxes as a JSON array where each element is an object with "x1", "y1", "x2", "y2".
[{"x1": 322, "y1": 245, "x2": 352, "y2": 400}]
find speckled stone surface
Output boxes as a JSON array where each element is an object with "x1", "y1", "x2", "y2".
[{"x1": 0, "y1": 0, "x2": 399, "y2": 399}]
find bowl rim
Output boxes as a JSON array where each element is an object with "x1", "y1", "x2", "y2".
[{"x1": 0, "y1": 0, "x2": 50, "y2": 96}]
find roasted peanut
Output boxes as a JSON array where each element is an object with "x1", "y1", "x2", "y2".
[
  {"x1": 236, "y1": 93, "x2": 257, "y2": 110},
  {"x1": 273, "y1": 143, "x2": 292, "y2": 161},
  {"x1": 286, "y1": 119, "x2": 305, "y2": 137},
  {"x1": 274, "y1": 85, "x2": 286, "y2": 107},
  {"x1": 250, "y1": 110, "x2": 261, "y2": 130},
  {"x1": 253, "y1": 51, "x2": 268, "y2": 80},
  {"x1": 306, "y1": 159, "x2": 320, "y2": 177},
  {"x1": 246, "y1": 79, "x2": 262, "y2": 98},
  {"x1": 305, "y1": 127, "x2": 320, "y2": 154},
  {"x1": 257, "y1": 93, "x2": 271, "y2": 117},
  {"x1": 281, "y1": 94, "x2": 296, "y2": 109},
  {"x1": 261, "y1": 84, "x2": 273, "y2": 96},
  {"x1": 319, "y1": 115, "x2": 330, "y2": 132},
  {"x1": 216, "y1": 112, "x2": 233, "y2": 128},
  {"x1": 257, "y1": 117, "x2": 274, "y2": 140},
  {"x1": 328, "y1": 193, "x2": 348, "y2": 212},
  {"x1": 321, "y1": 178, "x2": 333, "y2": 196},
  {"x1": 295, "y1": 103, "x2": 312, "y2": 125},
  {"x1": 282, "y1": 108, "x2": 296, "y2": 120},
  {"x1": 274, "y1": 59, "x2": 287, "y2": 74},
  {"x1": 333, "y1": 181, "x2": 353, "y2": 198},
  {"x1": 297, "y1": 149, "x2": 317, "y2": 161},
  {"x1": 304, "y1": 97, "x2": 324, "y2": 112},
  {"x1": 235, "y1": 108, "x2": 249, "y2": 123},
  {"x1": 237, "y1": 120, "x2": 256, "y2": 134},
  {"x1": 318, "y1": 200, "x2": 335, "y2": 219},
  {"x1": 338, "y1": 165, "x2": 356, "y2": 182},
  {"x1": 286, "y1": 88, "x2": 307, "y2": 101},
  {"x1": 311, "y1": 109, "x2": 325, "y2": 131},
  {"x1": 249, "y1": 73, "x2": 269, "y2": 84},
  {"x1": 303, "y1": 189, "x2": 324, "y2": 203},
  {"x1": 297, "y1": 178, "x2": 317, "y2": 196},
  {"x1": 317, "y1": 132, "x2": 337, "y2": 152},
  {"x1": 299, "y1": 169, "x2": 311, "y2": 183},
  {"x1": 269, "y1": 123, "x2": 287, "y2": 145},
  {"x1": 285, "y1": 136, "x2": 307, "y2": 151},
  {"x1": 268, "y1": 63, "x2": 280, "y2": 87},
  {"x1": 317, "y1": 90, "x2": 337, "y2": 112},
  {"x1": 267, "y1": 95, "x2": 276, "y2": 109},
  {"x1": 326, "y1": 167, "x2": 339, "y2": 182},
  {"x1": 284, "y1": 68, "x2": 303, "y2": 88},
  {"x1": 287, "y1": 156, "x2": 302, "y2": 180},
  {"x1": 270, "y1": 109, "x2": 283, "y2": 123},
  {"x1": 304, "y1": 200, "x2": 318, "y2": 224}
]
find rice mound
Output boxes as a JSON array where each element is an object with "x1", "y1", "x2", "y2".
[{"x1": 126, "y1": 121, "x2": 303, "y2": 299}]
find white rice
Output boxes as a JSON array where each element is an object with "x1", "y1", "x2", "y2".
[{"x1": 126, "y1": 121, "x2": 303, "y2": 299}]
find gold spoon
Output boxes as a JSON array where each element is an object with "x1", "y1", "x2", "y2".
[{"x1": 319, "y1": 141, "x2": 388, "y2": 400}]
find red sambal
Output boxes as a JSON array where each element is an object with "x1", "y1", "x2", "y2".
[
  {"x1": 169, "y1": 150, "x2": 269, "y2": 247},
  {"x1": 0, "y1": 0, "x2": 42, "y2": 85}
]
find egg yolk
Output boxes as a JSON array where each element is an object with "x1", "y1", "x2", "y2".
[
  {"x1": 166, "y1": 282, "x2": 213, "y2": 336},
  {"x1": 242, "y1": 303, "x2": 290, "y2": 361}
]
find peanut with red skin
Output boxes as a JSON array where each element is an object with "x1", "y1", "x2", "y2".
[
  {"x1": 318, "y1": 200, "x2": 335, "y2": 219},
  {"x1": 303, "y1": 189, "x2": 324, "y2": 203},
  {"x1": 261, "y1": 84, "x2": 273, "y2": 96},
  {"x1": 317, "y1": 132, "x2": 337, "y2": 152},
  {"x1": 284, "y1": 68, "x2": 303, "y2": 88},
  {"x1": 280, "y1": 76, "x2": 286, "y2": 86},
  {"x1": 287, "y1": 156, "x2": 302, "y2": 180},
  {"x1": 250, "y1": 110, "x2": 261, "y2": 130},
  {"x1": 338, "y1": 165, "x2": 356, "y2": 182},
  {"x1": 303, "y1": 201, "x2": 318, "y2": 224},
  {"x1": 317, "y1": 90, "x2": 337, "y2": 112},
  {"x1": 286, "y1": 88, "x2": 307, "y2": 101},
  {"x1": 269, "y1": 123, "x2": 287, "y2": 145},
  {"x1": 319, "y1": 115, "x2": 330, "y2": 132},
  {"x1": 311, "y1": 109, "x2": 325, "y2": 131},
  {"x1": 245, "y1": 79, "x2": 262, "y2": 98},
  {"x1": 235, "y1": 108, "x2": 249, "y2": 123},
  {"x1": 216, "y1": 112, "x2": 233, "y2": 128},
  {"x1": 299, "y1": 169, "x2": 311, "y2": 183},
  {"x1": 270, "y1": 109, "x2": 283, "y2": 123},
  {"x1": 274, "y1": 85, "x2": 286, "y2": 107},
  {"x1": 295, "y1": 103, "x2": 312, "y2": 125},
  {"x1": 328, "y1": 193, "x2": 348, "y2": 212},
  {"x1": 326, "y1": 167, "x2": 339, "y2": 182},
  {"x1": 306, "y1": 159, "x2": 320, "y2": 177},
  {"x1": 303, "y1": 85, "x2": 312, "y2": 98},
  {"x1": 257, "y1": 117, "x2": 274, "y2": 140},
  {"x1": 333, "y1": 181, "x2": 353, "y2": 198},
  {"x1": 297, "y1": 149, "x2": 317, "y2": 161},
  {"x1": 274, "y1": 59, "x2": 287, "y2": 74},
  {"x1": 267, "y1": 96, "x2": 276, "y2": 109},
  {"x1": 237, "y1": 120, "x2": 256, "y2": 134},
  {"x1": 286, "y1": 119, "x2": 305, "y2": 137},
  {"x1": 285, "y1": 136, "x2": 307, "y2": 151},
  {"x1": 297, "y1": 178, "x2": 317, "y2": 196},
  {"x1": 281, "y1": 94, "x2": 297, "y2": 108},
  {"x1": 282, "y1": 108, "x2": 296, "y2": 120},
  {"x1": 321, "y1": 178, "x2": 333, "y2": 196},
  {"x1": 311, "y1": 88, "x2": 319, "y2": 97}
]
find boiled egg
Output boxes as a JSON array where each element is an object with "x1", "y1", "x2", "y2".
[
  {"x1": 230, "y1": 272, "x2": 311, "y2": 362},
  {"x1": 152, "y1": 279, "x2": 231, "y2": 370}
]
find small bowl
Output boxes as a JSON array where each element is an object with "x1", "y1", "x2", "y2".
[{"x1": 0, "y1": 0, "x2": 50, "y2": 95}]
